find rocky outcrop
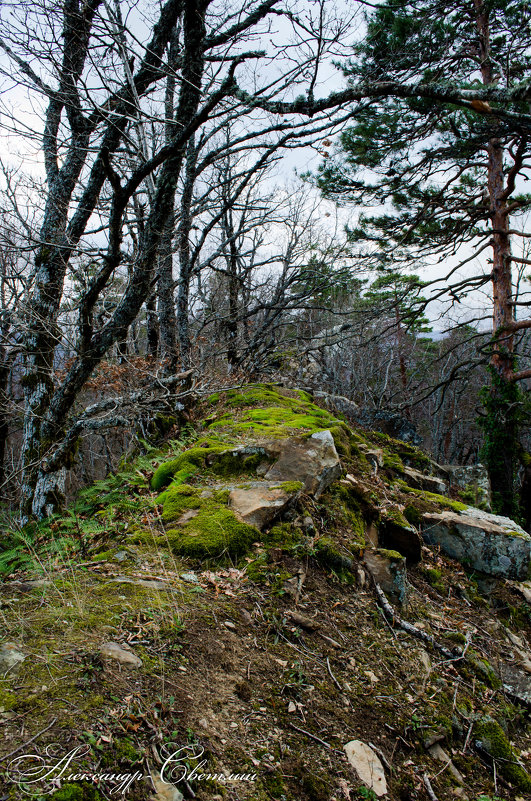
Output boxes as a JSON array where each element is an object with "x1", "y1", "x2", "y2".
[
  {"x1": 379, "y1": 514, "x2": 422, "y2": 563},
  {"x1": 226, "y1": 430, "x2": 341, "y2": 529},
  {"x1": 422, "y1": 507, "x2": 531, "y2": 580},
  {"x1": 264, "y1": 429, "x2": 341, "y2": 498}
]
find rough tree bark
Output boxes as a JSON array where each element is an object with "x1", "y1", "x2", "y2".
[{"x1": 23, "y1": 0, "x2": 209, "y2": 520}]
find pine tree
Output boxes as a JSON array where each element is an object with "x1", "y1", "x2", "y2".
[{"x1": 318, "y1": 0, "x2": 531, "y2": 515}]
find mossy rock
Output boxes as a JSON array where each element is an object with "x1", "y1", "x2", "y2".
[
  {"x1": 383, "y1": 453, "x2": 405, "y2": 472},
  {"x1": 159, "y1": 484, "x2": 203, "y2": 523},
  {"x1": 466, "y1": 650, "x2": 501, "y2": 689},
  {"x1": 474, "y1": 717, "x2": 531, "y2": 791},
  {"x1": 146, "y1": 483, "x2": 260, "y2": 561},
  {"x1": 375, "y1": 547, "x2": 404, "y2": 561},
  {"x1": 151, "y1": 441, "x2": 236, "y2": 491},
  {"x1": 401, "y1": 485, "x2": 468, "y2": 512},
  {"x1": 329, "y1": 423, "x2": 353, "y2": 456},
  {"x1": 166, "y1": 504, "x2": 258, "y2": 560}
]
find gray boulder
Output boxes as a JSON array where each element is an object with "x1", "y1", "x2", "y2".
[{"x1": 422, "y1": 507, "x2": 530, "y2": 579}]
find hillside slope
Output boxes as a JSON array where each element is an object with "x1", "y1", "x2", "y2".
[{"x1": 1, "y1": 385, "x2": 530, "y2": 801}]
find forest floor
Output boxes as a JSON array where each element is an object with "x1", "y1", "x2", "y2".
[{"x1": 0, "y1": 385, "x2": 530, "y2": 801}]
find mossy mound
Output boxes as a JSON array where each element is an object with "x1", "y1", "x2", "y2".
[
  {"x1": 139, "y1": 483, "x2": 259, "y2": 561},
  {"x1": 206, "y1": 384, "x2": 343, "y2": 439}
]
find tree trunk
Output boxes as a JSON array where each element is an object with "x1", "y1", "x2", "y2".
[
  {"x1": 177, "y1": 139, "x2": 198, "y2": 371},
  {"x1": 475, "y1": 0, "x2": 519, "y2": 516},
  {"x1": 158, "y1": 218, "x2": 177, "y2": 370}
]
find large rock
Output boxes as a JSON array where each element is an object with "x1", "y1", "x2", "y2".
[
  {"x1": 443, "y1": 463, "x2": 491, "y2": 511},
  {"x1": 312, "y1": 390, "x2": 360, "y2": 420},
  {"x1": 228, "y1": 481, "x2": 301, "y2": 530},
  {"x1": 264, "y1": 430, "x2": 341, "y2": 498},
  {"x1": 354, "y1": 409, "x2": 422, "y2": 446},
  {"x1": 422, "y1": 507, "x2": 531, "y2": 579}
]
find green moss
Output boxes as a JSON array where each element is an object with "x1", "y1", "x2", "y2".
[
  {"x1": 151, "y1": 459, "x2": 196, "y2": 491},
  {"x1": 160, "y1": 484, "x2": 202, "y2": 523},
  {"x1": 423, "y1": 567, "x2": 444, "y2": 592},
  {"x1": 151, "y1": 437, "x2": 272, "y2": 491},
  {"x1": 466, "y1": 650, "x2": 501, "y2": 689},
  {"x1": 151, "y1": 443, "x2": 229, "y2": 490},
  {"x1": 404, "y1": 504, "x2": 422, "y2": 526},
  {"x1": 91, "y1": 550, "x2": 114, "y2": 561},
  {"x1": 271, "y1": 481, "x2": 303, "y2": 493},
  {"x1": 475, "y1": 717, "x2": 531, "y2": 791},
  {"x1": 205, "y1": 384, "x2": 340, "y2": 439},
  {"x1": 332, "y1": 485, "x2": 367, "y2": 541},
  {"x1": 0, "y1": 688, "x2": 17, "y2": 711},
  {"x1": 402, "y1": 486, "x2": 468, "y2": 512},
  {"x1": 166, "y1": 504, "x2": 258, "y2": 560},
  {"x1": 329, "y1": 423, "x2": 352, "y2": 456},
  {"x1": 209, "y1": 406, "x2": 333, "y2": 437},
  {"x1": 214, "y1": 450, "x2": 264, "y2": 476},
  {"x1": 109, "y1": 738, "x2": 142, "y2": 765},
  {"x1": 43, "y1": 783, "x2": 103, "y2": 800},
  {"x1": 376, "y1": 547, "x2": 404, "y2": 562},
  {"x1": 383, "y1": 453, "x2": 405, "y2": 472},
  {"x1": 315, "y1": 536, "x2": 354, "y2": 573},
  {"x1": 381, "y1": 507, "x2": 411, "y2": 528},
  {"x1": 261, "y1": 768, "x2": 285, "y2": 798},
  {"x1": 264, "y1": 522, "x2": 302, "y2": 548},
  {"x1": 301, "y1": 772, "x2": 329, "y2": 801},
  {"x1": 245, "y1": 553, "x2": 269, "y2": 583}
]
